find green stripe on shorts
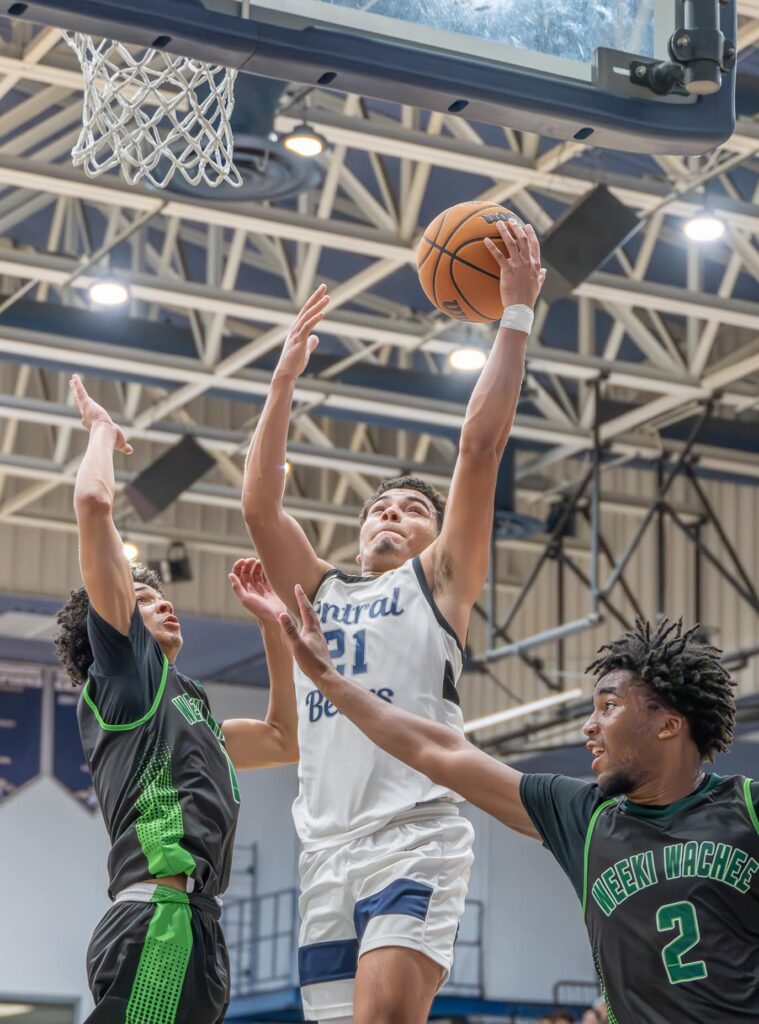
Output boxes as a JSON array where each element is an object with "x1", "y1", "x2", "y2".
[{"x1": 126, "y1": 887, "x2": 192, "y2": 1024}]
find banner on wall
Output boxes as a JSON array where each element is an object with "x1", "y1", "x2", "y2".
[
  {"x1": 0, "y1": 660, "x2": 96, "y2": 812},
  {"x1": 0, "y1": 662, "x2": 42, "y2": 804},
  {"x1": 54, "y1": 680, "x2": 96, "y2": 811}
]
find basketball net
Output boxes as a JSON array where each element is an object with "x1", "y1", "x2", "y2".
[{"x1": 63, "y1": 34, "x2": 242, "y2": 190}]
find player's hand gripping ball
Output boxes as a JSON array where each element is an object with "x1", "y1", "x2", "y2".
[{"x1": 416, "y1": 200, "x2": 526, "y2": 323}]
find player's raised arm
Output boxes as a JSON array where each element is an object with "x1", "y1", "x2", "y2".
[
  {"x1": 280, "y1": 585, "x2": 539, "y2": 839},
  {"x1": 70, "y1": 374, "x2": 136, "y2": 634},
  {"x1": 420, "y1": 221, "x2": 546, "y2": 646},
  {"x1": 242, "y1": 285, "x2": 333, "y2": 611},
  {"x1": 222, "y1": 559, "x2": 299, "y2": 769}
]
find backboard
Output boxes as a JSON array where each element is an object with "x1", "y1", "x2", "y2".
[
  {"x1": 14, "y1": 0, "x2": 737, "y2": 154},
  {"x1": 269, "y1": 0, "x2": 668, "y2": 84}
]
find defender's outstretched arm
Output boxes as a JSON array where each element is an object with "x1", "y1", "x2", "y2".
[
  {"x1": 70, "y1": 374, "x2": 136, "y2": 634},
  {"x1": 280, "y1": 585, "x2": 539, "y2": 840},
  {"x1": 222, "y1": 559, "x2": 299, "y2": 769}
]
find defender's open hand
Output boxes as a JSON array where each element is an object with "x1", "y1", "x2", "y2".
[
  {"x1": 70, "y1": 374, "x2": 133, "y2": 455},
  {"x1": 279, "y1": 584, "x2": 334, "y2": 685},
  {"x1": 229, "y1": 558, "x2": 287, "y2": 627}
]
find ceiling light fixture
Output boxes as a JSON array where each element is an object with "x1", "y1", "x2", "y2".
[
  {"x1": 148, "y1": 540, "x2": 193, "y2": 584},
  {"x1": 89, "y1": 277, "x2": 130, "y2": 306},
  {"x1": 282, "y1": 123, "x2": 327, "y2": 158},
  {"x1": 683, "y1": 211, "x2": 725, "y2": 242},
  {"x1": 449, "y1": 346, "x2": 487, "y2": 372},
  {"x1": 122, "y1": 540, "x2": 139, "y2": 561}
]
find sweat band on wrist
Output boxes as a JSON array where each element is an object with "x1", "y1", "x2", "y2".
[{"x1": 500, "y1": 304, "x2": 535, "y2": 334}]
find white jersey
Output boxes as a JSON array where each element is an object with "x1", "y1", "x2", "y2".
[{"x1": 292, "y1": 556, "x2": 465, "y2": 851}]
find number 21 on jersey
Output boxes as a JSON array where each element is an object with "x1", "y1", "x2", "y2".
[{"x1": 323, "y1": 627, "x2": 368, "y2": 675}]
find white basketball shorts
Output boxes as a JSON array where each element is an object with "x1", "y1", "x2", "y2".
[{"x1": 297, "y1": 803, "x2": 474, "y2": 1022}]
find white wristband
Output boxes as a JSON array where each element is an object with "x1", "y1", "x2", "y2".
[{"x1": 500, "y1": 304, "x2": 534, "y2": 335}]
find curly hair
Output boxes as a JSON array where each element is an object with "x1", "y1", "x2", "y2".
[
  {"x1": 359, "y1": 475, "x2": 446, "y2": 533},
  {"x1": 54, "y1": 562, "x2": 163, "y2": 687},
  {"x1": 587, "y1": 617, "x2": 736, "y2": 761}
]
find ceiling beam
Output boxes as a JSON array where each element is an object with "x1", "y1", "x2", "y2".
[
  {"x1": 276, "y1": 108, "x2": 759, "y2": 228},
  {"x1": 0, "y1": 249, "x2": 754, "y2": 406},
  {"x1": 0, "y1": 153, "x2": 414, "y2": 262},
  {"x1": 4, "y1": 385, "x2": 757, "y2": 487}
]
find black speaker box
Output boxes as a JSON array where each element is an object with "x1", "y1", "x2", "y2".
[
  {"x1": 126, "y1": 435, "x2": 215, "y2": 521},
  {"x1": 539, "y1": 185, "x2": 642, "y2": 304}
]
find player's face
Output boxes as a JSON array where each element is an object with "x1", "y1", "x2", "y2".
[
  {"x1": 582, "y1": 670, "x2": 664, "y2": 798},
  {"x1": 134, "y1": 583, "x2": 183, "y2": 657},
  {"x1": 358, "y1": 488, "x2": 439, "y2": 571}
]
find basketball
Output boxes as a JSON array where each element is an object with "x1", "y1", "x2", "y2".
[{"x1": 416, "y1": 201, "x2": 525, "y2": 323}]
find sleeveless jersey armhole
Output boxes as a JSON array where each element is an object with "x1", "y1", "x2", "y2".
[
  {"x1": 314, "y1": 566, "x2": 342, "y2": 593},
  {"x1": 411, "y1": 555, "x2": 464, "y2": 656},
  {"x1": 581, "y1": 798, "x2": 617, "y2": 914},
  {"x1": 82, "y1": 654, "x2": 169, "y2": 731},
  {"x1": 743, "y1": 778, "x2": 759, "y2": 837}
]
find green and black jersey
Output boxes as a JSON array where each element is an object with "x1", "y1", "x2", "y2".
[
  {"x1": 520, "y1": 772, "x2": 759, "y2": 1022},
  {"x1": 78, "y1": 605, "x2": 240, "y2": 900}
]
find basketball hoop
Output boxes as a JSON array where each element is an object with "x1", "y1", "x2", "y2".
[{"x1": 63, "y1": 34, "x2": 242, "y2": 190}]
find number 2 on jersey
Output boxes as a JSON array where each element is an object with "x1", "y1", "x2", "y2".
[
  {"x1": 323, "y1": 628, "x2": 368, "y2": 675},
  {"x1": 656, "y1": 901, "x2": 708, "y2": 985}
]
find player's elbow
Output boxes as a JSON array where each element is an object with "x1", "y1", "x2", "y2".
[
  {"x1": 74, "y1": 488, "x2": 113, "y2": 520},
  {"x1": 274, "y1": 735, "x2": 300, "y2": 766},
  {"x1": 242, "y1": 485, "x2": 281, "y2": 532},
  {"x1": 415, "y1": 734, "x2": 466, "y2": 790},
  {"x1": 266, "y1": 722, "x2": 300, "y2": 766},
  {"x1": 457, "y1": 433, "x2": 499, "y2": 464},
  {"x1": 241, "y1": 490, "x2": 262, "y2": 526}
]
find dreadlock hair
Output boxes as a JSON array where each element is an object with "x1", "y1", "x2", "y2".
[
  {"x1": 54, "y1": 562, "x2": 163, "y2": 687},
  {"x1": 359, "y1": 476, "x2": 446, "y2": 533},
  {"x1": 587, "y1": 617, "x2": 736, "y2": 762}
]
